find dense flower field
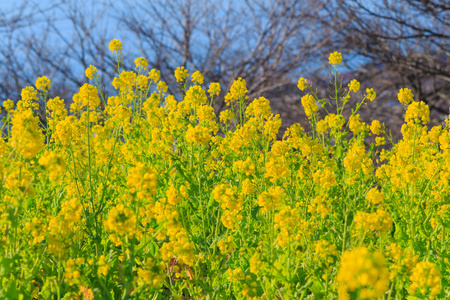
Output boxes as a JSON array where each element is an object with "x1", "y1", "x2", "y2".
[{"x1": 0, "y1": 40, "x2": 449, "y2": 299}]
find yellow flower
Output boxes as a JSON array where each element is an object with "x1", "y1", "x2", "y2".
[
  {"x1": 3, "y1": 99, "x2": 14, "y2": 111},
  {"x1": 70, "y1": 83, "x2": 101, "y2": 112},
  {"x1": 224, "y1": 77, "x2": 248, "y2": 106},
  {"x1": 127, "y1": 162, "x2": 157, "y2": 200},
  {"x1": 257, "y1": 186, "x2": 284, "y2": 213},
  {"x1": 97, "y1": 255, "x2": 110, "y2": 277},
  {"x1": 35, "y1": 76, "x2": 52, "y2": 91},
  {"x1": 370, "y1": 120, "x2": 384, "y2": 135},
  {"x1": 186, "y1": 125, "x2": 212, "y2": 145},
  {"x1": 85, "y1": 65, "x2": 98, "y2": 80},
  {"x1": 348, "y1": 114, "x2": 367, "y2": 134},
  {"x1": 366, "y1": 188, "x2": 384, "y2": 205},
  {"x1": 314, "y1": 240, "x2": 337, "y2": 264},
  {"x1": 219, "y1": 109, "x2": 233, "y2": 123},
  {"x1": 109, "y1": 39, "x2": 123, "y2": 53},
  {"x1": 185, "y1": 85, "x2": 207, "y2": 105},
  {"x1": 410, "y1": 261, "x2": 442, "y2": 299},
  {"x1": 398, "y1": 88, "x2": 414, "y2": 104},
  {"x1": 354, "y1": 209, "x2": 393, "y2": 233},
  {"x1": 79, "y1": 286, "x2": 94, "y2": 300},
  {"x1": 404, "y1": 101, "x2": 429, "y2": 125},
  {"x1": 148, "y1": 69, "x2": 161, "y2": 82},
  {"x1": 208, "y1": 82, "x2": 221, "y2": 97},
  {"x1": 348, "y1": 79, "x2": 360, "y2": 93},
  {"x1": 337, "y1": 247, "x2": 389, "y2": 299},
  {"x1": 38, "y1": 150, "x2": 66, "y2": 181},
  {"x1": 250, "y1": 251, "x2": 263, "y2": 275},
  {"x1": 301, "y1": 94, "x2": 318, "y2": 118},
  {"x1": 157, "y1": 81, "x2": 168, "y2": 94},
  {"x1": 297, "y1": 77, "x2": 308, "y2": 91},
  {"x1": 134, "y1": 57, "x2": 148, "y2": 70},
  {"x1": 10, "y1": 109, "x2": 43, "y2": 159},
  {"x1": 137, "y1": 258, "x2": 166, "y2": 289},
  {"x1": 329, "y1": 51, "x2": 343, "y2": 65},
  {"x1": 233, "y1": 157, "x2": 255, "y2": 176},
  {"x1": 375, "y1": 136, "x2": 386, "y2": 146},
  {"x1": 104, "y1": 204, "x2": 137, "y2": 236},
  {"x1": 191, "y1": 70, "x2": 204, "y2": 84},
  {"x1": 366, "y1": 88, "x2": 376, "y2": 101},
  {"x1": 174, "y1": 66, "x2": 189, "y2": 83}
]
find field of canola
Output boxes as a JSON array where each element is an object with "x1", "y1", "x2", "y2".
[{"x1": 0, "y1": 40, "x2": 449, "y2": 299}]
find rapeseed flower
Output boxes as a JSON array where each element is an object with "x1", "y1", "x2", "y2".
[
  {"x1": 398, "y1": 88, "x2": 414, "y2": 104},
  {"x1": 348, "y1": 79, "x2": 360, "y2": 93},
  {"x1": 35, "y1": 76, "x2": 52, "y2": 91},
  {"x1": 297, "y1": 77, "x2": 308, "y2": 91},
  {"x1": 337, "y1": 247, "x2": 389, "y2": 299},
  {"x1": 109, "y1": 38, "x2": 123, "y2": 53},
  {"x1": 329, "y1": 51, "x2": 343, "y2": 65},
  {"x1": 85, "y1": 65, "x2": 98, "y2": 79}
]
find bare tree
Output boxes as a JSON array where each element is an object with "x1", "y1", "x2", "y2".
[
  {"x1": 0, "y1": 0, "x2": 116, "y2": 102},
  {"x1": 324, "y1": 0, "x2": 450, "y2": 117},
  {"x1": 3, "y1": 0, "x2": 447, "y2": 141},
  {"x1": 117, "y1": 0, "x2": 333, "y2": 111}
]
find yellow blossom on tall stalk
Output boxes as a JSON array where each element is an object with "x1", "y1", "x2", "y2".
[
  {"x1": 148, "y1": 68, "x2": 161, "y2": 82},
  {"x1": 160, "y1": 230, "x2": 195, "y2": 266},
  {"x1": 405, "y1": 101, "x2": 430, "y2": 125},
  {"x1": 233, "y1": 157, "x2": 255, "y2": 176},
  {"x1": 249, "y1": 251, "x2": 263, "y2": 275},
  {"x1": 104, "y1": 204, "x2": 137, "y2": 237},
  {"x1": 314, "y1": 240, "x2": 337, "y2": 264},
  {"x1": 354, "y1": 209, "x2": 393, "y2": 234},
  {"x1": 219, "y1": 109, "x2": 233, "y2": 123},
  {"x1": 70, "y1": 83, "x2": 101, "y2": 112},
  {"x1": 348, "y1": 114, "x2": 367, "y2": 134},
  {"x1": 308, "y1": 196, "x2": 330, "y2": 218},
  {"x1": 191, "y1": 71, "x2": 204, "y2": 85},
  {"x1": 365, "y1": 88, "x2": 376, "y2": 101},
  {"x1": 38, "y1": 150, "x2": 66, "y2": 181},
  {"x1": 366, "y1": 188, "x2": 384, "y2": 205},
  {"x1": 348, "y1": 79, "x2": 360, "y2": 93},
  {"x1": 134, "y1": 57, "x2": 148, "y2": 70},
  {"x1": 156, "y1": 80, "x2": 168, "y2": 94},
  {"x1": 297, "y1": 77, "x2": 308, "y2": 91},
  {"x1": 329, "y1": 51, "x2": 343, "y2": 65},
  {"x1": 274, "y1": 206, "x2": 310, "y2": 246},
  {"x1": 126, "y1": 162, "x2": 157, "y2": 200},
  {"x1": 344, "y1": 142, "x2": 373, "y2": 183},
  {"x1": 409, "y1": 261, "x2": 442, "y2": 299},
  {"x1": 337, "y1": 247, "x2": 389, "y2": 299},
  {"x1": 10, "y1": 109, "x2": 43, "y2": 159},
  {"x1": 370, "y1": 119, "x2": 384, "y2": 135},
  {"x1": 224, "y1": 77, "x2": 248, "y2": 106},
  {"x1": 109, "y1": 38, "x2": 123, "y2": 53},
  {"x1": 257, "y1": 186, "x2": 284, "y2": 213},
  {"x1": 301, "y1": 94, "x2": 318, "y2": 119},
  {"x1": 186, "y1": 125, "x2": 213, "y2": 145},
  {"x1": 184, "y1": 85, "x2": 207, "y2": 106},
  {"x1": 174, "y1": 66, "x2": 189, "y2": 83},
  {"x1": 398, "y1": 88, "x2": 414, "y2": 104},
  {"x1": 3, "y1": 99, "x2": 14, "y2": 111},
  {"x1": 85, "y1": 65, "x2": 98, "y2": 79},
  {"x1": 137, "y1": 258, "x2": 166, "y2": 289},
  {"x1": 208, "y1": 82, "x2": 221, "y2": 97},
  {"x1": 18, "y1": 86, "x2": 39, "y2": 111},
  {"x1": 35, "y1": 76, "x2": 52, "y2": 91}
]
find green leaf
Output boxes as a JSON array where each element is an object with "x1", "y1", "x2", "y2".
[{"x1": 0, "y1": 257, "x2": 13, "y2": 277}]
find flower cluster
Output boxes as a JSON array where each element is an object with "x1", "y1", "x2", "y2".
[{"x1": 0, "y1": 44, "x2": 447, "y2": 299}]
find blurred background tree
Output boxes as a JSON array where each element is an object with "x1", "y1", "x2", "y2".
[{"x1": 0, "y1": 0, "x2": 448, "y2": 139}]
